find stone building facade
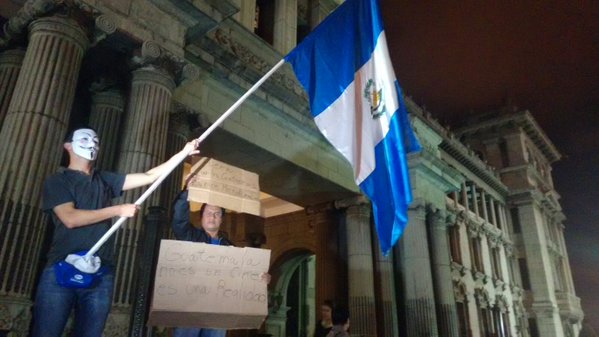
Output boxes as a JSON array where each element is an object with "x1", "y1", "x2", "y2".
[{"x1": 0, "y1": 1, "x2": 582, "y2": 336}]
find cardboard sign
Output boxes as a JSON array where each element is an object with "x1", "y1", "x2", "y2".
[
  {"x1": 187, "y1": 157, "x2": 261, "y2": 216},
  {"x1": 148, "y1": 240, "x2": 271, "y2": 329}
]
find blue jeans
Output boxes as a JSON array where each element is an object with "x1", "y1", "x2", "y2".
[
  {"x1": 173, "y1": 327, "x2": 227, "y2": 337},
  {"x1": 32, "y1": 266, "x2": 114, "y2": 337}
]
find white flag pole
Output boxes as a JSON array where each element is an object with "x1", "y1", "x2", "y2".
[{"x1": 84, "y1": 59, "x2": 286, "y2": 259}]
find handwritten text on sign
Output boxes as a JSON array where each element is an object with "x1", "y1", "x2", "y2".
[
  {"x1": 151, "y1": 240, "x2": 270, "y2": 317},
  {"x1": 187, "y1": 157, "x2": 261, "y2": 216}
]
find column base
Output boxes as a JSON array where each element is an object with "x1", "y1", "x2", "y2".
[{"x1": 0, "y1": 295, "x2": 32, "y2": 336}]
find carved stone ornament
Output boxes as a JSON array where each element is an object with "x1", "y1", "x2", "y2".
[
  {"x1": 445, "y1": 211, "x2": 457, "y2": 227},
  {"x1": 495, "y1": 295, "x2": 508, "y2": 313},
  {"x1": 181, "y1": 63, "x2": 200, "y2": 81},
  {"x1": 211, "y1": 28, "x2": 306, "y2": 98},
  {"x1": 0, "y1": 304, "x2": 10, "y2": 330},
  {"x1": 92, "y1": 13, "x2": 116, "y2": 45},
  {"x1": 453, "y1": 280, "x2": 469, "y2": 302},
  {"x1": 474, "y1": 288, "x2": 491, "y2": 308},
  {"x1": 504, "y1": 243, "x2": 514, "y2": 257},
  {"x1": 11, "y1": 309, "x2": 31, "y2": 337},
  {"x1": 141, "y1": 40, "x2": 162, "y2": 59},
  {"x1": 95, "y1": 14, "x2": 116, "y2": 34},
  {"x1": 493, "y1": 278, "x2": 507, "y2": 292},
  {"x1": 427, "y1": 206, "x2": 446, "y2": 228},
  {"x1": 466, "y1": 221, "x2": 480, "y2": 238},
  {"x1": 488, "y1": 235, "x2": 499, "y2": 249},
  {"x1": 456, "y1": 209, "x2": 467, "y2": 224}
]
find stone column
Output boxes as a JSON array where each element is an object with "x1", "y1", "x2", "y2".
[
  {"x1": 489, "y1": 197, "x2": 497, "y2": 227},
  {"x1": 497, "y1": 204, "x2": 506, "y2": 231},
  {"x1": 274, "y1": 0, "x2": 298, "y2": 54},
  {"x1": 231, "y1": 0, "x2": 257, "y2": 30},
  {"x1": 0, "y1": 16, "x2": 88, "y2": 335},
  {"x1": 373, "y1": 235, "x2": 399, "y2": 337},
  {"x1": 344, "y1": 203, "x2": 377, "y2": 337},
  {"x1": 517, "y1": 202, "x2": 565, "y2": 336},
  {"x1": 428, "y1": 208, "x2": 459, "y2": 337},
  {"x1": 112, "y1": 66, "x2": 174, "y2": 312},
  {"x1": 470, "y1": 183, "x2": 479, "y2": 217},
  {"x1": 400, "y1": 202, "x2": 439, "y2": 336},
  {"x1": 0, "y1": 49, "x2": 25, "y2": 127},
  {"x1": 480, "y1": 191, "x2": 489, "y2": 223},
  {"x1": 89, "y1": 88, "x2": 126, "y2": 171},
  {"x1": 460, "y1": 183, "x2": 469, "y2": 211},
  {"x1": 160, "y1": 110, "x2": 193, "y2": 226}
]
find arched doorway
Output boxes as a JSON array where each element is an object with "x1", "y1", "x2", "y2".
[{"x1": 266, "y1": 250, "x2": 315, "y2": 337}]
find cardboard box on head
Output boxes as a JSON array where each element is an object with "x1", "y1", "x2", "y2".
[
  {"x1": 186, "y1": 157, "x2": 261, "y2": 217},
  {"x1": 148, "y1": 240, "x2": 271, "y2": 329}
]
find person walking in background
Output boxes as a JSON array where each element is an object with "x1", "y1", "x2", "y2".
[
  {"x1": 326, "y1": 306, "x2": 350, "y2": 337},
  {"x1": 314, "y1": 300, "x2": 334, "y2": 337}
]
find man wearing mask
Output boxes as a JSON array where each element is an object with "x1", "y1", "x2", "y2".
[{"x1": 33, "y1": 127, "x2": 199, "y2": 337}]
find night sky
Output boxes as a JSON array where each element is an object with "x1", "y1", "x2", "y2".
[{"x1": 381, "y1": 0, "x2": 598, "y2": 332}]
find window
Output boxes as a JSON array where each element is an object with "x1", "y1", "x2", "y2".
[
  {"x1": 499, "y1": 141, "x2": 510, "y2": 167},
  {"x1": 449, "y1": 225, "x2": 462, "y2": 264},
  {"x1": 518, "y1": 258, "x2": 531, "y2": 290},
  {"x1": 491, "y1": 247, "x2": 503, "y2": 280},
  {"x1": 479, "y1": 307, "x2": 493, "y2": 337},
  {"x1": 528, "y1": 318, "x2": 540, "y2": 337},
  {"x1": 495, "y1": 203, "x2": 504, "y2": 230},
  {"x1": 456, "y1": 302, "x2": 471, "y2": 337},
  {"x1": 510, "y1": 208, "x2": 521, "y2": 234},
  {"x1": 554, "y1": 257, "x2": 568, "y2": 292},
  {"x1": 296, "y1": 0, "x2": 311, "y2": 44},
  {"x1": 255, "y1": 0, "x2": 275, "y2": 44},
  {"x1": 508, "y1": 257, "x2": 518, "y2": 287},
  {"x1": 470, "y1": 237, "x2": 484, "y2": 273}
]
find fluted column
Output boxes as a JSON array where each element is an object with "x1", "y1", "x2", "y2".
[
  {"x1": 480, "y1": 190, "x2": 489, "y2": 223},
  {"x1": 373, "y1": 235, "x2": 399, "y2": 337},
  {"x1": 470, "y1": 183, "x2": 479, "y2": 217},
  {"x1": 89, "y1": 88, "x2": 126, "y2": 171},
  {"x1": 0, "y1": 16, "x2": 88, "y2": 335},
  {"x1": 489, "y1": 197, "x2": 497, "y2": 227},
  {"x1": 161, "y1": 110, "x2": 192, "y2": 230},
  {"x1": 400, "y1": 202, "x2": 439, "y2": 336},
  {"x1": 112, "y1": 66, "x2": 174, "y2": 312},
  {"x1": 428, "y1": 208, "x2": 459, "y2": 337},
  {"x1": 460, "y1": 183, "x2": 469, "y2": 211},
  {"x1": 345, "y1": 203, "x2": 377, "y2": 337},
  {"x1": 0, "y1": 49, "x2": 25, "y2": 127}
]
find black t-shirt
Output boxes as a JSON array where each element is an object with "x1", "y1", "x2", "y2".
[
  {"x1": 314, "y1": 321, "x2": 332, "y2": 337},
  {"x1": 43, "y1": 168, "x2": 125, "y2": 267}
]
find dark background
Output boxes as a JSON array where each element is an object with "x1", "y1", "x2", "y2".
[{"x1": 381, "y1": 0, "x2": 598, "y2": 332}]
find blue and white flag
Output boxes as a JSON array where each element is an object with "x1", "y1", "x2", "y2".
[{"x1": 285, "y1": 0, "x2": 420, "y2": 254}]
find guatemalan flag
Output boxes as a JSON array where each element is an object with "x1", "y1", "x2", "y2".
[{"x1": 285, "y1": 0, "x2": 421, "y2": 254}]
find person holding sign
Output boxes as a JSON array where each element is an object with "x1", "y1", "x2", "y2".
[
  {"x1": 32, "y1": 127, "x2": 199, "y2": 337},
  {"x1": 172, "y1": 185, "x2": 231, "y2": 337},
  {"x1": 171, "y1": 176, "x2": 271, "y2": 337}
]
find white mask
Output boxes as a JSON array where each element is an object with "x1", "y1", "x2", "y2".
[{"x1": 71, "y1": 129, "x2": 100, "y2": 161}]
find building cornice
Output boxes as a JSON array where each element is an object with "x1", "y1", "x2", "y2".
[
  {"x1": 455, "y1": 110, "x2": 561, "y2": 163},
  {"x1": 406, "y1": 98, "x2": 509, "y2": 196}
]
